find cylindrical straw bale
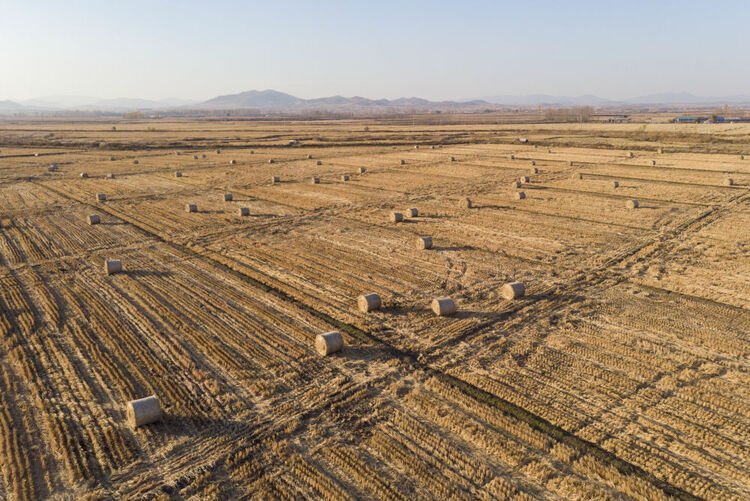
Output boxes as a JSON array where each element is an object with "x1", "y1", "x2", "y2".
[
  {"x1": 501, "y1": 282, "x2": 526, "y2": 300},
  {"x1": 307, "y1": 154, "x2": 313, "y2": 159},
  {"x1": 531, "y1": 160, "x2": 536, "y2": 166},
  {"x1": 572, "y1": 172, "x2": 583, "y2": 180},
  {"x1": 105, "y1": 259, "x2": 122, "y2": 275},
  {"x1": 315, "y1": 331, "x2": 343, "y2": 356},
  {"x1": 126, "y1": 395, "x2": 161, "y2": 428},
  {"x1": 224, "y1": 193, "x2": 233, "y2": 202},
  {"x1": 460, "y1": 197, "x2": 472, "y2": 208},
  {"x1": 269, "y1": 159, "x2": 275, "y2": 164},
  {"x1": 626, "y1": 199, "x2": 639, "y2": 209},
  {"x1": 358, "y1": 293, "x2": 381, "y2": 313},
  {"x1": 406, "y1": 208, "x2": 418, "y2": 217},
  {"x1": 515, "y1": 191, "x2": 526, "y2": 199},
  {"x1": 510, "y1": 154, "x2": 515, "y2": 160},
  {"x1": 87, "y1": 214, "x2": 100, "y2": 225},
  {"x1": 193, "y1": 155, "x2": 199, "y2": 159},
  {"x1": 186, "y1": 203, "x2": 197, "y2": 212},
  {"x1": 569, "y1": 161, "x2": 574, "y2": 166},
  {"x1": 271, "y1": 176, "x2": 280, "y2": 183},
  {"x1": 133, "y1": 160, "x2": 139, "y2": 165},
  {"x1": 311, "y1": 176, "x2": 320, "y2": 184},
  {"x1": 97, "y1": 193, "x2": 107, "y2": 201},
  {"x1": 230, "y1": 159, "x2": 236, "y2": 165},
  {"x1": 341, "y1": 175, "x2": 350, "y2": 181},
  {"x1": 724, "y1": 178, "x2": 734, "y2": 186},
  {"x1": 390, "y1": 212, "x2": 403, "y2": 223},
  {"x1": 629, "y1": 152, "x2": 634, "y2": 158},
  {"x1": 417, "y1": 236, "x2": 433, "y2": 249},
  {"x1": 511, "y1": 181, "x2": 521, "y2": 188},
  {"x1": 216, "y1": 149, "x2": 221, "y2": 154},
  {"x1": 400, "y1": 159, "x2": 405, "y2": 165},
  {"x1": 431, "y1": 298, "x2": 456, "y2": 316},
  {"x1": 651, "y1": 160, "x2": 656, "y2": 166},
  {"x1": 612, "y1": 181, "x2": 619, "y2": 188},
  {"x1": 317, "y1": 160, "x2": 322, "y2": 165},
  {"x1": 741, "y1": 154, "x2": 744, "y2": 160},
  {"x1": 110, "y1": 156, "x2": 115, "y2": 161},
  {"x1": 202, "y1": 154, "x2": 206, "y2": 158},
  {"x1": 175, "y1": 171, "x2": 182, "y2": 177},
  {"x1": 530, "y1": 167, "x2": 538, "y2": 174},
  {"x1": 358, "y1": 167, "x2": 366, "y2": 173},
  {"x1": 450, "y1": 156, "x2": 456, "y2": 162},
  {"x1": 106, "y1": 173, "x2": 115, "y2": 179},
  {"x1": 80, "y1": 172, "x2": 88, "y2": 178},
  {"x1": 520, "y1": 176, "x2": 530, "y2": 183},
  {"x1": 237, "y1": 207, "x2": 250, "y2": 216}
]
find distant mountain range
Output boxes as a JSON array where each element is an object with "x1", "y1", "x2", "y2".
[{"x1": 2, "y1": 90, "x2": 750, "y2": 115}]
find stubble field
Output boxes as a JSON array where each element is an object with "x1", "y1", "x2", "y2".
[{"x1": 0, "y1": 116, "x2": 748, "y2": 500}]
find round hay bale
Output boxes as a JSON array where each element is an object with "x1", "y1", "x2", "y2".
[
  {"x1": 97, "y1": 193, "x2": 107, "y2": 202},
  {"x1": 629, "y1": 152, "x2": 634, "y2": 158},
  {"x1": 175, "y1": 171, "x2": 182, "y2": 177},
  {"x1": 106, "y1": 173, "x2": 115, "y2": 179},
  {"x1": 237, "y1": 207, "x2": 250, "y2": 217},
  {"x1": 358, "y1": 167, "x2": 366, "y2": 174},
  {"x1": 651, "y1": 160, "x2": 656, "y2": 166},
  {"x1": 658, "y1": 148, "x2": 664, "y2": 154},
  {"x1": 515, "y1": 191, "x2": 526, "y2": 200},
  {"x1": 548, "y1": 148, "x2": 552, "y2": 153},
  {"x1": 431, "y1": 146, "x2": 435, "y2": 149},
  {"x1": 626, "y1": 199, "x2": 639, "y2": 209},
  {"x1": 230, "y1": 159, "x2": 237, "y2": 165},
  {"x1": 268, "y1": 159, "x2": 275, "y2": 164},
  {"x1": 307, "y1": 154, "x2": 313, "y2": 159},
  {"x1": 612, "y1": 181, "x2": 619, "y2": 188},
  {"x1": 176, "y1": 151, "x2": 181, "y2": 155},
  {"x1": 223, "y1": 193, "x2": 232, "y2": 202},
  {"x1": 414, "y1": 145, "x2": 419, "y2": 149},
  {"x1": 460, "y1": 197, "x2": 472, "y2": 209},
  {"x1": 80, "y1": 172, "x2": 88, "y2": 178},
  {"x1": 417, "y1": 236, "x2": 433, "y2": 249},
  {"x1": 216, "y1": 149, "x2": 221, "y2": 154},
  {"x1": 51, "y1": 162, "x2": 58, "y2": 169},
  {"x1": 133, "y1": 160, "x2": 139, "y2": 165},
  {"x1": 317, "y1": 160, "x2": 322, "y2": 166},
  {"x1": 501, "y1": 282, "x2": 525, "y2": 300},
  {"x1": 511, "y1": 181, "x2": 521, "y2": 188},
  {"x1": 724, "y1": 177, "x2": 734, "y2": 186},
  {"x1": 358, "y1": 293, "x2": 381, "y2": 313},
  {"x1": 341, "y1": 175, "x2": 350, "y2": 181},
  {"x1": 531, "y1": 160, "x2": 536, "y2": 166},
  {"x1": 390, "y1": 212, "x2": 403, "y2": 223},
  {"x1": 510, "y1": 155, "x2": 515, "y2": 160},
  {"x1": 105, "y1": 259, "x2": 122, "y2": 275},
  {"x1": 431, "y1": 297, "x2": 456, "y2": 316},
  {"x1": 311, "y1": 176, "x2": 320, "y2": 184},
  {"x1": 250, "y1": 150, "x2": 254, "y2": 154},
  {"x1": 202, "y1": 154, "x2": 206, "y2": 159},
  {"x1": 741, "y1": 154, "x2": 745, "y2": 160},
  {"x1": 400, "y1": 159, "x2": 405, "y2": 165},
  {"x1": 315, "y1": 331, "x2": 343, "y2": 356},
  {"x1": 530, "y1": 167, "x2": 539, "y2": 174},
  {"x1": 572, "y1": 172, "x2": 583, "y2": 180},
  {"x1": 271, "y1": 176, "x2": 280, "y2": 183},
  {"x1": 406, "y1": 207, "x2": 418, "y2": 217},
  {"x1": 450, "y1": 156, "x2": 456, "y2": 162},
  {"x1": 520, "y1": 176, "x2": 530, "y2": 183},
  {"x1": 438, "y1": 145, "x2": 443, "y2": 148},
  {"x1": 126, "y1": 395, "x2": 161, "y2": 428},
  {"x1": 569, "y1": 161, "x2": 574, "y2": 167},
  {"x1": 186, "y1": 203, "x2": 197, "y2": 213},
  {"x1": 193, "y1": 155, "x2": 199, "y2": 160},
  {"x1": 110, "y1": 156, "x2": 116, "y2": 161},
  {"x1": 87, "y1": 214, "x2": 100, "y2": 225}
]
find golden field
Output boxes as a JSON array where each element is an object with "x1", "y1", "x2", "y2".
[{"x1": 0, "y1": 116, "x2": 748, "y2": 500}]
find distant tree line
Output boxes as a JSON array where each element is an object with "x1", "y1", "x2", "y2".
[{"x1": 544, "y1": 106, "x2": 593, "y2": 122}]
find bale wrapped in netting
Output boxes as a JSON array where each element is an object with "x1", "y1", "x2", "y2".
[
  {"x1": 431, "y1": 297, "x2": 456, "y2": 316},
  {"x1": 193, "y1": 155, "x2": 199, "y2": 159},
  {"x1": 106, "y1": 173, "x2": 115, "y2": 179},
  {"x1": 569, "y1": 161, "x2": 574, "y2": 166},
  {"x1": 460, "y1": 197, "x2": 472, "y2": 209},
  {"x1": 626, "y1": 199, "x2": 639, "y2": 209},
  {"x1": 269, "y1": 159, "x2": 275, "y2": 164},
  {"x1": 451, "y1": 156, "x2": 456, "y2": 162},
  {"x1": 51, "y1": 162, "x2": 58, "y2": 169},
  {"x1": 133, "y1": 160, "x2": 139, "y2": 165},
  {"x1": 651, "y1": 160, "x2": 656, "y2": 166},
  {"x1": 406, "y1": 207, "x2": 418, "y2": 217},
  {"x1": 311, "y1": 176, "x2": 320, "y2": 184},
  {"x1": 510, "y1": 154, "x2": 515, "y2": 160},
  {"x1": 271, "y1": 176, "x2": 280, "y2": 183},
  {"x1": 48, "y1": 166, "x2": 56, "y2": 172},
  {"x1": 341, "y1": 175, "x2": 350, "y2": 181},
  {"x1": 572, "y1": 172, "x2": 583, "y2": 180},
  {"x1": 186, "y1": 203, "x2": 197, "y2": 213},
  {"x1": 724, "y1": 178, "x2": 734, "y2": 186},
  {"x1": 358, "y1": 293, "x2": 381, "y2": 313},
  {"x1": 358, "y1": 167, "x2": 366, "y2": 173},
  {"x1": 224, "y1": 193, "x2": 233, "y2": 202},
  {"x1": 520, "y1": 176, "x2": 529, "y2": 183},
  {"x1": 175, "y1": 171, "x2": 182, "y2": 177},
  {"x1": 501, "y1": 282, "x2": 525, "y2": 300},
  {"x1": 511, "y1": 181, "x2": 521, "y2": 188},
  {"x1": 87, "y1": 214, "x2": 100, "y2": 225},
  {"x1": 176, "y1": 152, "x2": 181, "y2": 155},
  {"x1": 315, "y1": 331, "x2": 343, "y2": 356},
  {"x1": 658, "y1": 148, "x2": 664, "y2": 154},
  {"x1": 612, "y1": 181, "x2": 619, "y2": 188},
  {"x1": 307, "y1": 154, "x2": 313, "y2": 159},
  {"x1": 400, "y1": 159, "x2": 406, "y2": 165},
  {"x1": 97, "y1": 193, "x2": 107, "y2": 201},
  {"x1": 515, "y1": 191, "x2": 526, "y2": 200},
  {"x1": 741, "y1": 154, "x2": 745, "y2": 160},
  {"x1": 417, "y1": 236, "x2": 433, "y2": 249},
  {"x1": 216, "y1": 149, "x2": 221, "y2": 154},
  {"x1": 250, "y1": 150, "x2": 255, "y2": 154},
  {"x1": 126, "y1": 395, "x2": 161, "y2": 428},
  {"x1": 105, "y1": 259, "x2": 122, "y2": 275},
  {"x1": 80, "y1": 172, "x2": 88, "y2": 178},
  {"x1": 530, "y1": 167, "x2": 539, "y2": 174},
  {"x1": 202, "y1": 154, "x2": 206, "y2": 158},
  {"x1": 390, "y1": 212, "x2": 403, "y2": 223},
  {"x1": 415, "y1": 145, "x2": 419, "y2": 149},
  {"x1": 531, "y1": 160, "x2": 536, "y2": 166},
  {"x1": 237, "y1": 207, "x2": 250, "y2": 217},
  {"x1": 629, "y1": 152, "x2": 634, "y2": 158},
  {"x1": 230, "y1": 160, "x2": 237, "y2": 165},
  {"x1": 110, "y1": 156, "x2": 116, "y2": 161},
  {"x1": 317, "y1": 160, "x2": 323, "y2": 166}
]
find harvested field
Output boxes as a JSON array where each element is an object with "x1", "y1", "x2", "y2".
[{"x1": 0, "y1": 117, "x2": 748, "y2": 500}]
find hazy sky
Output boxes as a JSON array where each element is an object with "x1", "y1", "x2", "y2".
[{"x1": 2, "y1": 0, "x2": 749, "y2": 101}]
